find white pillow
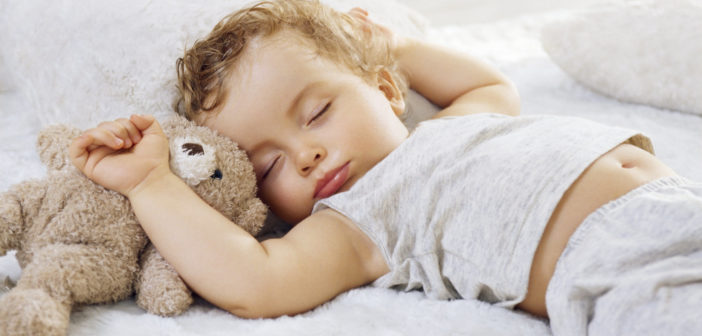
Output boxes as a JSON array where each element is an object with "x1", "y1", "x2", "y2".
[
  {"x1": 541, "y1": 0, "x2": 702, "y2": 116},
  {"x1": 0, "y1": 0, "x2": 427, "y2": 129}
]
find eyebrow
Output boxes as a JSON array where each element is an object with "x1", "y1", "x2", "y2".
[
  {"x1": 286, "y1": 81, "x2": 321, "y2": 119},
  {"x1": 248, "y1": 81, "x2": 320, "y2": 159}
]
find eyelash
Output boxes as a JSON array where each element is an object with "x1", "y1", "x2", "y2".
[
  {"x1": 307, "y1": 102, "x2": 331, "y2": 126},
  {"x1": 261, "y1": 102, "x2": 331, "y2": 182},
  {"x1": 261, "y1": 155, "x2": 280, "y2": 181}
]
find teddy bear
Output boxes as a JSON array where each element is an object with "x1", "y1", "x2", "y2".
[{"x1": 0, "y1": 115, "x2": 268, "y2": 336}]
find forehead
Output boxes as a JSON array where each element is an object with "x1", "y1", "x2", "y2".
[
  {"x1": 203, "y1": 31, "x2": 344, "y2": 151},
  {"x1": 232, "y1": 29, "x2": 328, "y2": 77}
]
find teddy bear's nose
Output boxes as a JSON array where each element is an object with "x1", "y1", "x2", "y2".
[{"x1": 182, "y1": 143, "x2": 204, "y2": 156}]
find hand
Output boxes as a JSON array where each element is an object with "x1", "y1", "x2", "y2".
[
  {"x1": 347, "y1": 7, "x2": 408, "y2": 56},
  {"x1": 69, "y1": 114, "x2": 171, "y2": 196}
]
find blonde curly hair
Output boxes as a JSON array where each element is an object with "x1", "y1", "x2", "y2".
[{"x1": 175, "y1": 0, "x2": 407, "y2": 121}]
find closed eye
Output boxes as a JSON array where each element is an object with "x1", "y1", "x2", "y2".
[
  {"x1": 307, "y1": 102, "x2": 331, "y2": 126},
  {"x1": 261, "y1": 155, "x2": 280, "y2": 181}
]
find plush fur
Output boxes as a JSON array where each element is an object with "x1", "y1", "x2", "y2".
[{"x1": 0, "y1": 116, "x2": 267, "y2": 336}]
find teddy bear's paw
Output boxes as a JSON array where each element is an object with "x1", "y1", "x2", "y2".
[
  {"x1": 136, "y1": 283, "x2": 193, "y2": 317},
  {"x1": 0, "y1": 288, "x2": 70, "y2": 336}
]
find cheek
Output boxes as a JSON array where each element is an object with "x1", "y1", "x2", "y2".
[
  {"x1": 260, "y1": 174, "x2": 311, "y2": 223},
  {"x1": 348, "y1": 113, "x2": 404, "y2": 152}
]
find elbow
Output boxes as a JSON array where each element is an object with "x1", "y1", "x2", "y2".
[
  {"x1": 211, "y1": 289, "x2": 274, "y2": 319},
  {"x1": 221, "y1": 298, "x2": 274, "y2": 319},
  {"x1": 224, "y1": 300, "x2": 290, "y2": 320},
  {"x1": 454, "y1": 80, "x2": 521, "y2": 117},
  {"x1": 221, "y1": 287, "x2": 315, "y2": 319},
  {"x1": 498, "y1": 79, "x2": 521, "y2": 116},
  {"x1": 226, "y1": 305, "x2": 272, "y2": 319},
  {"x1": 218, "y1": 286, "x2": 288, "y2": 319}
]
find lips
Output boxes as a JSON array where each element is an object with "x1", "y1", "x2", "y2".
[{"x1": 314, "y1": 162, "x2": 350, "y2": 199}]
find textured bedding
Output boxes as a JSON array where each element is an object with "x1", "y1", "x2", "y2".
[{"x1": 1, "y1": 1, "x2": 700, "y2": 335}]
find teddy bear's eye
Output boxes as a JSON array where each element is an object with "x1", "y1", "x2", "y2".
[
  {"x1": 210, "y1": 169, "x2": 223, "y2": 180},
  {"x1": 182, "y1": 143, "x2": 204, "y2": 156}
]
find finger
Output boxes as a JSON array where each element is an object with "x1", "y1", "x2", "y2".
[
  {"x1": 115, "y1": 118, "x2": 142, "y2": 146},
  {"x1": 97, "y1": 121, "x2": 133, "y2": 148},
  {"x1": 129, "y1": 114, "x2": 163, "y2": 137},
  {"x1": 83, "y1": 127, "x2": 125, "y2": 150},
  {"x1": 69, "y1": 133, "x2": 94, "y2": 171},
  {"x1": 348, "y1": 12, "x2": 372, "y2": 33},
  {"x1": 83, "y1": 146, "x2": 114, "y2": 177},
  {"x1": 348, "y1": 8, "x2": 369, "y2": 23},
  {"x1": 350, "y1": 7, "x2": 368, "y2": 17}
]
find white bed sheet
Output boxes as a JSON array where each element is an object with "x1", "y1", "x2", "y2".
[{"x1": 1, "y1": 9, "x2": 701, "y2": 336}]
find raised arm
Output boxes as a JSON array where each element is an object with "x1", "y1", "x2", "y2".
[
  {"x1": 69, "y1": 115, "x2": 383, "y2": 318},
  {"x1": 396, "y1": 38, "x2": 521, "y2": 118},
  {"x1": 350, "y1": 8, "x2": 520, "y2": 118}
]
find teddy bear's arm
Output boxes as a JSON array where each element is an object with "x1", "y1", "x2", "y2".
[
  {"x1": 0, "y1": 180, "x2": 47, "y2": 255},
  {"x1": 37, "y1": 124, "x2": 83, "y2": 171},
  {"x1": 136, "y1": 243, "x2": 193, "y2": 316},
  {"x1": 0, "y1": 191, "x2": 23, "y2": 255}
]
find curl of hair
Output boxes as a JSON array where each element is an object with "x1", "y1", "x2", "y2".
[{"x1": 175, "y1": 0, "x2": 407, "y2": 120}]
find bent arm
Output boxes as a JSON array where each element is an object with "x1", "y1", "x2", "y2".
[
  {"x1": 128, "y1": 174, "x2": 379, "y2": 318},
  {"x1": 348, "y1": 9, "x2": 518, "y2": 117},
  {"x1": 70, "y1": 115, "x2": 377, "y2": 318},
  {"x1": 396, "y1": 38, "x2": 520, "y2": 117}
]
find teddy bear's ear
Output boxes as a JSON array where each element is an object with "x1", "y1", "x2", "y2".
[
  {"x1": 169, "y1": 136, "x2": 218, "y2": 186},
  {"x1": 160, "y1": 115, "x2": 192, "y2": 137},
  {"x1": 37, "y1": 124, "x2": 82, "y2": 171},
  {"x1": 161, "y1": 115, "x2": 220, "y2": 186}
]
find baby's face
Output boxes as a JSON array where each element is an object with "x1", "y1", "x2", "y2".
[{"x1": 202, "y1": 31, "x2": 408, "y2": 224}]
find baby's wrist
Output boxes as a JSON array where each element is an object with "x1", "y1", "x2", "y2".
[{"x1": 126, "y1": 166, "x2": 179, "y2": 201}]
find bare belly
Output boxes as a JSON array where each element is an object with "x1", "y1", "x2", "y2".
[{"x1": 516, "y1": 144, "x2": 676, "y2": 317}]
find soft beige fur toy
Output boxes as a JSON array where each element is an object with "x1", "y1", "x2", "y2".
[{"x1": 0, "y1": 116, "x2": 268, "y2": 336}]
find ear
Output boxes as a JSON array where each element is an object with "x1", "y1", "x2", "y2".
[
  {"x1": 376, "y1": 69, "x2": 405, "y2": 116},
  {"x1": 37, "y1": 124, "x2": 82, "y2": 170},
  {"x1": 169, "y1": 136, "x2": 218, "y2": 186}
]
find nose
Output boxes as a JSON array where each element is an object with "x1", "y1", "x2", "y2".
[{"x1": 296, "y1": 146, "x2": 325, "y2": 176}]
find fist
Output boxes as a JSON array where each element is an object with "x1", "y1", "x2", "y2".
[{"x1": 69, "y1": 114, "x2": 171, "y2": 196}]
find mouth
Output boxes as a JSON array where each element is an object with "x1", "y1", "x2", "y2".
[{"x1": 314, "y1": 162, "x2": 351, "y2": 199}]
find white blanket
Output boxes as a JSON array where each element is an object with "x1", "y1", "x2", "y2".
[{"x1": 1, "y1": 2, "x2": 701, "y2": 335}]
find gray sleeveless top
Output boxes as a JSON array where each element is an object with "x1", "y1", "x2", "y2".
[{"x1": 312, "y1": 114, "x2": 652, "y2": 308}]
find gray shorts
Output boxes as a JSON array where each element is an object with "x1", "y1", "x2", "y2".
[{"x1": 545, "y1": 176, "x2": 702, "y2": 336}]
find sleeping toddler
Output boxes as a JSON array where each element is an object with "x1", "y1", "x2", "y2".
[{"x1": 69, "y1": 1, "x2": 702, "y2": 335}]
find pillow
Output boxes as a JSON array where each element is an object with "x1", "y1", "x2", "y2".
[
  {"x1": 541, "y1": 0, "x2": 702, "y2": 116},
  {"x1": 0, "y1": 0, "x2": 427, "y2": 129}
]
